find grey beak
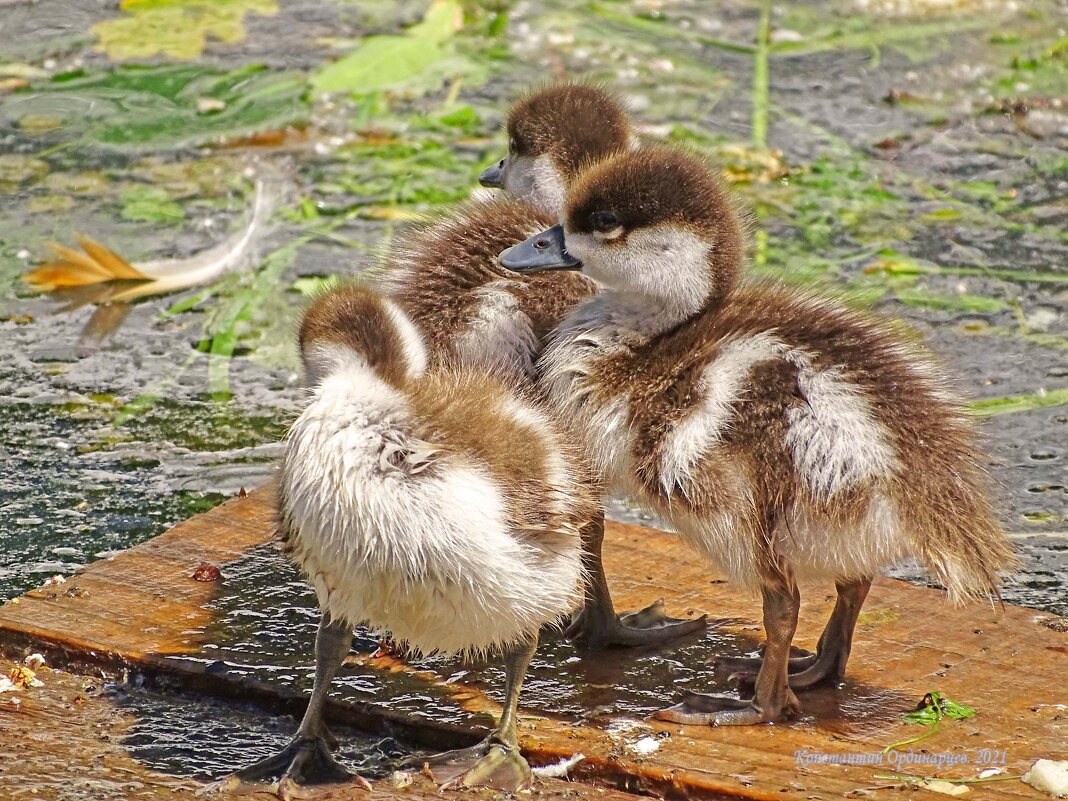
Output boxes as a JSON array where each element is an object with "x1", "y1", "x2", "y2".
[
  {"x1": 479, "y1": 159, "x2": 505, "y2": 188},
  {"x1": 499, "y1": 224, "x2": 582, "y2": 273}
]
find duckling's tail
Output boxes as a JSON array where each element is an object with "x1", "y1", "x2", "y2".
[
  {"x1": 902, "y1": 446, "x2": 1018, "y2": 604},
  {"x1": 297, "y1": 284, "x2": 427, "y2": 388}
]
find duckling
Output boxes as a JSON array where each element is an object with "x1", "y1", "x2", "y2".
[
  {"x1": 477, "y1": 82, "x2": 635, "y2": 216},
  {"x1": 499, "y1": 147, "x2": 1016, "y2": 726},
  {"x1": 374, "y1": 82, "x2": 633, "y2": 377},
  {"x1": 224, "y1": 285, "x2": 593, "y2": 793},
  {"x1": 370, "y1": 83, "x2": 705, "y2": 648}
]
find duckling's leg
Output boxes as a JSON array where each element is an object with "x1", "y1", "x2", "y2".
[
  {"x1": 565, "y1": 513, "x2": 707, "y2": 648},
  {"x1": 215, "y1": 615, "x2": 369, "y2": 795},
  {"x1": 783, "y1": 577, "x2": 871, "y2": 688},
  {"x1": 407, "y1": 638, "x2": 537, "y2": 791},
  {"x1": 654, "y1": 581, "x2": 803, "y2": 726},
  {"x1": 721, "y1": 577, "x2": 872, "y2": 690}
]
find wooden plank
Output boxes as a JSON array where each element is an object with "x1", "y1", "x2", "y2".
[
  {"x1": 0, "y1": 657, "x2": 641, "y2": 801},
  {"x1": 1, "y1": 489, "x2": 1065, "y2": 801}
]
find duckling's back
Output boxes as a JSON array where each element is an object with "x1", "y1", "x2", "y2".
[
  {"x1": 281, "y1": 285, "x2": 589, "y2": 656},
  {"x1": 544, "y1": 281, "x2": 1015, "y2": 601},
  {"x1": 373, "y1": 199, "x2": 596, "y2": 379}
]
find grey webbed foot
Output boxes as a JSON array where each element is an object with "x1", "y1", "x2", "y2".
[
  {"x1": 726, "y1": 651, "x2": 844, "y2": 690},
  {"x1": 653, "y1": 689, "x2": 801, "y2": 726},
  {"x1": 404, "y1": 739, "x2": 532, "y2": 792},
  {"x1": 655, "y1": 581, "x2": 805, "y2": 727},
  {"x1": 207, "y1": 736, "x2": 370, "y2": 799},
  {"x1": 714, "y1": 652, "x2": 817, "y2": 674},
  {"x1": 569, "y1": 513, "x2": 707, "y2": 650},
  {"x1": 566, "y1": 597, "x2": 708, "y2": 649},
  {"x1": 726, "y1": 577, "x2": 872, "y2": 691}
]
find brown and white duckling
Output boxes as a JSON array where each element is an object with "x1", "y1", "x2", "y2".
[
  {"x1": 372, "y1": 83, "x2": 705, "y2": 648},
  {"x1": 500, "y1": 148, "x2": 1017, "y2": 726},
  {"x1": 374, "y1": 82, "x2": 630, "y2": 378},
  {"x1": 225, "y1": 286, "x2": 594, "y2": 792}
]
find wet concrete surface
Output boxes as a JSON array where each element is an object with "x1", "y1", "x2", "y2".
[{"x1": 1, "y1": 2, "x2": 1066, "y2": 621}]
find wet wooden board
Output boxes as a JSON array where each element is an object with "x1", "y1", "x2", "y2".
[
  {"x1": 0, "y1": 658, "x2": 641, "y2": 801},
  {"x1": 1, "y1": 490, "x2": 1066, "y2": 801}
]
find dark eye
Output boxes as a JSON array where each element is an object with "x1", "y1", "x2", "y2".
[
  {"x1": 590, "y1": 211, "x2": 619, "y2": 232},
  {"x1": 508, "y1": 137, "x2": 520, "y2": 154}
]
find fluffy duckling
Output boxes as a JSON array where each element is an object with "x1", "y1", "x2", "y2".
[
  {"x1": 374, "y1": 82, "x2": 631, "y2": 377},
  {"x1": 500, "y1": 148, "x2": 1016, "y2": 726},
  {"x1": 226, "y1": 286, "x2": 593, "y2": 792},
  {"x1": 370, "y1": 84, "x2": 705, "y2": 648}
]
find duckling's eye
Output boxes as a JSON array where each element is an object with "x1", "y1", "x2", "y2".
[
  {"x1": 590, "y1": 211, "x2": 620, "y2": 232},
  {"x1": 508, "y1": 137, "x2": 520, "y2": 155}
]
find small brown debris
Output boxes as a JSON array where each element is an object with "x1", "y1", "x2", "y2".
[
  {"x1": 7, "y1": 665, "x2": 37, "y2": 689},
  {"x1": 1037, "y1": 615, "x2": 1068, "y2": 633},
  {"x1": 192, "y1": 563, "x2": 222, "y2": 582},
  {"x1": 884, "y1": 88, "x2": 928, "y2": 105},
  {"x1": 371, "y1": 637, "x2": 404, "y2": 659}
]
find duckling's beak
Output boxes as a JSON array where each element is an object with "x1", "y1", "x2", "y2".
[
  {"x1": 499, "y1": 224, "x2": 581, "y2": 273},
  {"x1": 479, "y1": 159, "x2": 505, "y2": 188}
]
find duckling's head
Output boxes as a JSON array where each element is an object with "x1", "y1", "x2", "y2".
[
  {"x1": 479, "y1": 83, "x2": 634, "y2": 216},
  {"x1": 500, "y1": 148, "x2": 746, "y2": 319},
  {"x1": 299, "y1": 285, "x2": 427, "y2": 388}
]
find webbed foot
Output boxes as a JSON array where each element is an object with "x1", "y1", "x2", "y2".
[
  {"x1": 653, "y1": 689, "x2": 801, "y2": 726},
  {"x1": 713, "y1": 652, "x2": 817, "y2": 674},
  {"x1": 566, "y1": 597, "x2": 707, "y2": 649},
  {"x1": 208, "y1": 736, "x2": 370, "y2": 799},
  {"x1": 725, "y1": 654, "x2": 844, "y2": 691},
  {"x1": 404, "y1": 739, "x2": 532, "y2": 792}
]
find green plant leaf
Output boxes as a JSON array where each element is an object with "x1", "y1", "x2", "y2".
[
  {"x1": 3, "y1": 64, "x2": 307, "y2": 152},
  {"x1": 900, "y1": 692, "x2": 975, "y2": 726},
  {"x1": 883, "y1": 693, "x2": 976, "y2": 755},
  {"x1": 311, "y1": 0, "x2": 471, "y2": 95},
  {"x1": 290, "y1": 275, "x2": 341, "y2": 298},
  {"x1": 120, "y1": 185, "x2": 185, "y2": 223},
  {"x1": 971, "y1": 387, "x2": 1068, "y2": 416},
  {"x1": 92, "y1": 0, "x2": 279, "y2": 62}
]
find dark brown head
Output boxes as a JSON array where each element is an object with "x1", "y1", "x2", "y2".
[
  {"x1": 500, "y1": 148, "x2": 746, "y2": 315},
  {"x1": 479, "y1": 83, "x2": 634, "y2": 216},
  {"x1": 298, "y1": 285, "x2": 427, "y2": 387}
]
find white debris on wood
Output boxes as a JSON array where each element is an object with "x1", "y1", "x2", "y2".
[
  {"x1": 531, "y1": 754, "x2": 585, "y2": 778},
  {"x1": 25, "y1": 654, "x2": 45, "y2": 670},
  {"x1": 1023, "y1": 760, "x2": 1068, "y2": 798},
  {"x1": 629, "y1": 736, "x2": 661, "y2": 756},
  {"x1": 605, "y1": 718, "x2": 649, "y2": 736},
  {"x1": 920, "y1": 779, "x2": 970, "y2": 796}
]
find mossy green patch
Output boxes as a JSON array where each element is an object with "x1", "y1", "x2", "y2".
[
  {"x1": 3, "y1": 64, "x2": 307, "y2": 153},
  {"x1": 120, "y1": 185, "x2": 186, "y2": 223},
  {"x1": 117, "y1": 398, "x2": 287, "y2": 451},
  {"x1": 92, "y1": 0, "x2": 278, "y2": 62}
]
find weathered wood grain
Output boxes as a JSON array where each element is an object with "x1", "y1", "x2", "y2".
[{"x1": 1, "y1": 489, "x2": 1064, "y2": 801}]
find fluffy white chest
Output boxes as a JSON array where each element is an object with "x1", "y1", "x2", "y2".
[{"x1": 540, "y1": 299, "x2": 645, "y2": 495}]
